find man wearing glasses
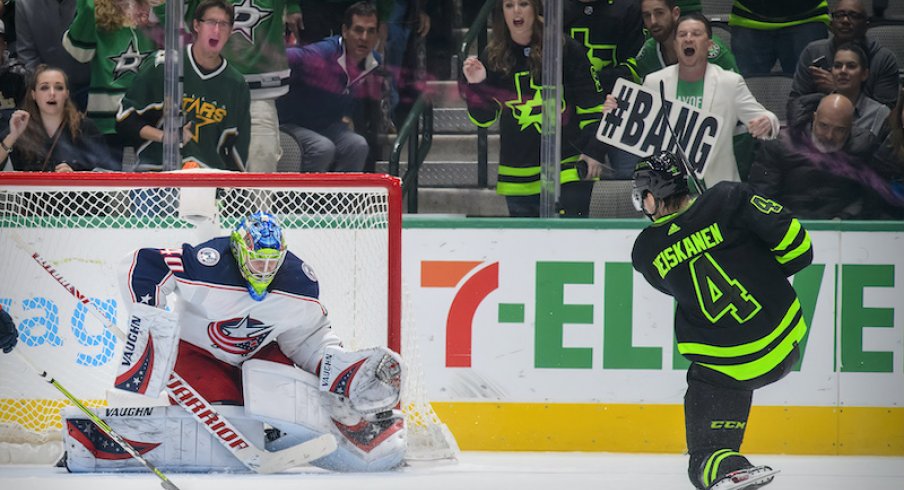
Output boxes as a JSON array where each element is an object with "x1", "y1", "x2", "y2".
[
  {"x1": 116, "y1": 0, "x2": 252, "y2": 171},
  {"x1": 791, "y1": 0, "x2": 900, "y2": 107}
]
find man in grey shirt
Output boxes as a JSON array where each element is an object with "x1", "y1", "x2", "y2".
[{"x1": 15, "y1": 0, "x2": 90, "y2": 110}]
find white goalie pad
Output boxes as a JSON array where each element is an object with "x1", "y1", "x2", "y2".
[
  {"x1": 61, "y1": 405, "x2": 263, "y2": 473},
  {"x1": 243, "y1": 359, "x2": 406, "y2": 472},
  {"x1": 114, "y1": 302, "x2": 180, "y2": 398}
]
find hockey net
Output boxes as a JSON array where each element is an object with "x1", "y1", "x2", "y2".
[{"x1": 0, "y1": 172, "x2": 457, "y2": 464}]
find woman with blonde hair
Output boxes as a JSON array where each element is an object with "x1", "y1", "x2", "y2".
[{"x1": 0, "y1": 65, "x2": 111, "y2": 171}]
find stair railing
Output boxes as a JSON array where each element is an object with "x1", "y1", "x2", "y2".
[
  {"x1": 458, "y1": 0, "x2": 495, "y2": 188},
  {"x1": 389, "y1": 94, "x2": 434, "y2": 213}
]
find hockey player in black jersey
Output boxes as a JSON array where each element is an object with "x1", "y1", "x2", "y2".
[{"x1": 631, "y1": 152, "x2": 814, "y2": 490}]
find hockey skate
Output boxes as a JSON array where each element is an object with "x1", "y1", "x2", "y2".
[{"x1": 707, "y1": 465, "x2": 779, "y2": 490}]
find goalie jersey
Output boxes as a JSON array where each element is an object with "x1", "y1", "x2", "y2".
[
  {"x1": 631, "y1": 182, "x2": 814, "y2": 382},
  {"x1": 121, "y1": 236, "x2": 338, "y2": 374}
]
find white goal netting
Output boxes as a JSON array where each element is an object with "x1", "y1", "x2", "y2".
[{"x1": 0, "y1": 172, "x2": 457, "y2": 464}]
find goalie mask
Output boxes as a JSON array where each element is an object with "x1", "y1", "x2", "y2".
[
  {"x1": 231, "y1": 212, "x2": 287, "y2": 301},
  {"x1": 632, "y1": 151, "x2": 689, "y2": 220}
]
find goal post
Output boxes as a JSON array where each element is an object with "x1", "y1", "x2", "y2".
[{"x1": 0, "y1": 171, "x2": 456, "y2": 463}]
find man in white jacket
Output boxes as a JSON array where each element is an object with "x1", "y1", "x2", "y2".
[{"x1": 640, "y1": 12, "x2": 780, "y2": 186}]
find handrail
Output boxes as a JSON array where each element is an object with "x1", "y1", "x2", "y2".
[
  {"x1": 458, "y1": 0, "x2": 495, "y2": 189},
  {"x1": 389, "y1": 94, "x2": 433, "y2": 213}
]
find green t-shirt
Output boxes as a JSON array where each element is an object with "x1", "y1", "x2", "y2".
[
  {"x1": 676, "y1": 78, "x2": 704, "y2": 108},
  {"x1": 635, "y1": 34, "x2": 738, "y2": 80}
]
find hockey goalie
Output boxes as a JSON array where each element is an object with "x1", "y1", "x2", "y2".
[{"x1": 61, "y1": 212, "x2": 407, "y2": 473}]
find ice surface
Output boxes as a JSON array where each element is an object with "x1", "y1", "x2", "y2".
[{"x1": 1, "y1": 452, "x2": 902, "y2": 490}]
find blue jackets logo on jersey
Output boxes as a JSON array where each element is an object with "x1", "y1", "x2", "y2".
[
  {"x1": 207, "y1": 316, "x2": 274, "y2": 355},
  {"x1": 197, "y1": 247, "x2": 221, "y2": 266}
]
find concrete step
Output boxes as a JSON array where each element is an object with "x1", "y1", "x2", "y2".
[
  {"x1": 383, "y1": 133, "x2": 499, "y2": 164},
  {"x1": 433, "y1": 107, "x2": 499, "y2": 134}
]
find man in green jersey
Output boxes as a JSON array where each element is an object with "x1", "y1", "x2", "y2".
[{"x1": 631, "y1": 151, "x2": 813, "y2": 490}]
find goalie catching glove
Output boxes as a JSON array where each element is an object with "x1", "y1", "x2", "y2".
[{"x1": 319, "y1": 346, "x2": 402, "y2": 425}]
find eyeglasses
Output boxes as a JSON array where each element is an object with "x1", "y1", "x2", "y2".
[
  {"x1": 199, "y1": 18, "x2": 232, "y2": 29},
  {"x1": 831, "y1": 10, "x2": 867, "y2": 21}
]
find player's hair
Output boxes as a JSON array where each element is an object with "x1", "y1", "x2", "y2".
[
  {"x1": 193, "y1": 0, "x2": 235, "y2": 27},
  {"x1": 675, "y1": 11, "x2": 712, "y2": 39},
  {"x1": 17, "y1": 65, "x2": 85, "y2": 168},
  {"x1": 485, "y1": 0, "x2": 544, "y2": 81},
  {"x1": 344, "y1": 1, "x2": 380, "y2": 28},
  {"x1": 833, "y1": 41, "x2": 869, "y2": 69}
]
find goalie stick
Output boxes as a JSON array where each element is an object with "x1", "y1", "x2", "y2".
[
  {"x1": 16, "y1": 237, "x2": 338, "y2": 473},
  {"x1": 13, "y1": 350, "x2": 180, "y2": 490},
  {"x1": 658, "y1": 80, "x2": 708, "y2": 194}
]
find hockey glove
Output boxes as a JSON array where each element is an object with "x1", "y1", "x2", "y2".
[{"x1": 319, "y1": 346, "x2": 402, "y2": 424}]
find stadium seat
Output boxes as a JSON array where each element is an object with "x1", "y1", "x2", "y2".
[
  {"x1": 743, "y1": 74, "x2": 795, "y2": 125},
  {"x1": 588, "y1": 179, "x2": 644, "y2": 219},
  {"x1": 867, "y1": 22, "x2": 904, "y2": 74},
  {"x1": 701, "y1": 0, "x2": 733, "y2": 16},
  {"x1": 277, "y1": 125, "x2": 304, "y2": 172}
]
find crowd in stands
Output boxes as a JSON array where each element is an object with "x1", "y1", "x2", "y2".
[{"x1": 0, "y1": 0, "x2": 901, "y2": 220}]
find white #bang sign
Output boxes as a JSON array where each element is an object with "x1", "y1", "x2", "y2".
[{"x1": 596, "y1": 79, "x2": 723, "y2": 176}]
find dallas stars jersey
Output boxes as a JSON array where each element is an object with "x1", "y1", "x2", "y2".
[
  {"x1": 563, "y1": 0, "x2": 644, "y2": 94},
  {"x1": 121, "y1": 236, "x2": 339, "y2": 372},
  {"x1": 63, "y1": 0, "x2": 159, "y2": 134},
  {"x1": 116, "y1": 46, "x2": 251, "y2": 171},
  {"x1": 631, "y1": 182, "x2": 813, "y2": 382},
  {"x1": 460, "y1": 39, "x2": 606, "y2": 196},
  {"x1": 185, "y1": 0, "x2": 296, "y2": 100}
]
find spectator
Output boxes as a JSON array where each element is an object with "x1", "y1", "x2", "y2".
[
  {"x1": 460, "y1": 0, "x2": 607, "y2": 217},
  {"x1": 63, "y1": 0, "x2": 159, "y2": 167},
  {"x1": 0, "y1": 65, "x2": 111, "y2": 171},
  {"x1": 791, "y1": 0, "x2": 900, "y2": 107},
  {"x1": 15, "y1": 0, "x2": 90, "y2": 110},
  {"x1": 788, "y1": 42, "x2": 890, "y2": 139},
  {"x1": 637, "y1": 0, "x2": 737, "y2": 83},
  {"x1": 728, "y1": 0, "x2": 829, "y2": 76},
  {"x1": 179, "y1": 0, "x2": 301, "y2": 173},
  {"x1": 0, "y1": 19, "x2": 26, "y2": 132},
  {"x1": 277, "y1": 1, "x2": 383, "y2": 173},
  {"x1": 116, "y1": 0, "x2": 251, "y2": 171},
  {"x1": 869, "y1": 89, "x2": 904, "y2": 218},
  {"x1": 638, "y1": 13, "x2": 779, "y2": 186},
  {"x1": 749, "y1": 93, "x2": 880, "y2": 219},
  {"x1": 297, "y1": 0, "x2": 393, "y2": 45},
  {"x1": 564, "y1": 0, "x2": 644, "y2": 179}
]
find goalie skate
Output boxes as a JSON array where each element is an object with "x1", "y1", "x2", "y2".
[{"x1": 708, "y1": 465, "x2": 779, "y2": 490}]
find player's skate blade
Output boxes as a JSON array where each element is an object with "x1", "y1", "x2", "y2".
[{"x1": 708, "y1": 466, "x2": 779, "y2": 490}]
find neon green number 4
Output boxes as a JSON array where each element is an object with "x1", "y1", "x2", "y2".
[{"x1": 690, "y1": 254, "x2": 762, "y2": 324}]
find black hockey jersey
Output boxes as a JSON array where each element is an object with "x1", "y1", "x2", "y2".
[{"x1": 631, "y1": 182, "x2": 813, "y2": 382}]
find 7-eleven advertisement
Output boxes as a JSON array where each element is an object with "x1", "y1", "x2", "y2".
[{"x1": 403, "y1": 221, "x2": 904, "y2": 454}]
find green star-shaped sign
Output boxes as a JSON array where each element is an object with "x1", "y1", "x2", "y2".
[{"x1": 504, "y1": 71, "x2": 544, "y2": 132}]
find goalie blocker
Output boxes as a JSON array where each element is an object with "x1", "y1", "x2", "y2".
[{"x1": 63, "y1": 347, "x2": 406, "y2": 473}]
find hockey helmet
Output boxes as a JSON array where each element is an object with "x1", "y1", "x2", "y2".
[
  {"x1": 231, "y1": 212, "x2": 287, "y2": 301},
  {"x1": 632, "y1": 151, "x2": 689, "y2": 214}
]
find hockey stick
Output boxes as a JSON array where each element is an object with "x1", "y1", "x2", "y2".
[
  {"x1": 15, "y1": 237, "x2": 338, "y2": 473},
  {"x1": 658, "y1": 80, "x2": 708, "y2": 194},
  {"x1": 13, "y1": 350, "x2": 180, "y2": 490}
]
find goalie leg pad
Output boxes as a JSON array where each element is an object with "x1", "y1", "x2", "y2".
[
  {"x1": 243, "y1": 359, "x2": 406, "y2": 472},
  {"x1": 115, "y1": 302, "x2": 180, "y2": 398},
  {"x1": 61, "y1": 405, "x2": 263, "y2": 473}
]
